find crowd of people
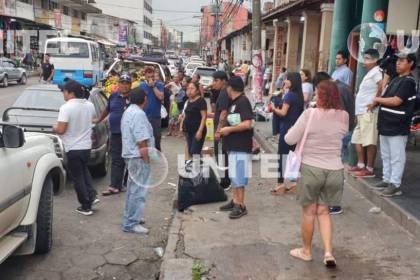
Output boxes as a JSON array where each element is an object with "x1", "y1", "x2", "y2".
[{"x1": 51, "y1": 48, "x2": 418, "y2": 267}]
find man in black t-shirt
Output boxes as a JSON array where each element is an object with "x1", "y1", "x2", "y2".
[
  {"x1": 211, "y1": 71, "x2": 231, "y2": 189},
  {"x1": 40, "y1": 54, "x2": 55, "y2": 83},
  {"x1": 219, "y1": 77, "x2": 253, "y2": 219},
  {"x1": 369, "y1": 52, "x2": 417, "y2": 197}
]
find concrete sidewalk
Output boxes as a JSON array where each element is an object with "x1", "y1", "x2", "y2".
[{"x1": 160, "y1": 136, "x2": 420, "y2": 279}]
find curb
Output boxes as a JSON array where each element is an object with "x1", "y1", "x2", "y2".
[
  {"x1": 254, "y1": 129, "x2": 420, "y2": 240},
  {"x1": 159, "y1": 190, "x2": 194, "y2": 280},
  {"x1": 346, "y1": 175, "x2": 420, "y2": 238}
]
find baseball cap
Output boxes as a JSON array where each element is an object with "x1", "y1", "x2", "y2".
[
  {"x1": 119, "y1": 73, "x2": 132, "y2": 83},
  {"x1": 228, "y1": 76, "x2": 245, "y2": 92},
  {"x1": 213, "y1": 71, "x2": 228, "y2": 81}
]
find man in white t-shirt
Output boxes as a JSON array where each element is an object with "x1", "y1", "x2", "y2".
[
  {"x1": 53, "y1": 80, "x2": 97, "y2": 216},
  {"x1": 350, "y1": 49, "x2": 383, "y2": 178}
]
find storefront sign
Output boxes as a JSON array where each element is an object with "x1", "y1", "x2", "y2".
[
  {"x1": 119, "y1": 24, "x2": 128, "y2": 46},
  {"x1": 54, "y1": 9, "x2": 62, "y2": 29},
  {"x1": 252, "y1": 50, "x2": 263, "y2": 104}
]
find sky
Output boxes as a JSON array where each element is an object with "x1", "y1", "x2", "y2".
[
  {"x1": 152, "y1": 0, "x2": 271, "y2": 42},
  {"x1": 153, "y1": 0, "x2": 209, "y2": 42}
]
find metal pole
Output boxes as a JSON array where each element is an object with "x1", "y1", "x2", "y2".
[{"x1": 252, "y1": 0, "x2": 263, "y2": 103}]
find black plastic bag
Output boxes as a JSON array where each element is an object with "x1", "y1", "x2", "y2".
[{"x1": 177, "y1": 160, "x2": 227, "y2": 211}]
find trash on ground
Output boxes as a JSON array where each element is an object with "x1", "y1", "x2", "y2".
[
  {"x1": 154, "y1": 247, "x2": 164, "y2": 258},
  {"x1": 368, "y1": 207, "x2": 382, "y2": 214}
]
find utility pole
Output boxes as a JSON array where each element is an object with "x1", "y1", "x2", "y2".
[{"x1": 252, "y1": 0, "x2": 263, "y2": 104}]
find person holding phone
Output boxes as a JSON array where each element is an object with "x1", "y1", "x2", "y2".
[{"x1": 140, "y1": 67, "x2": 164, "y2": 151}]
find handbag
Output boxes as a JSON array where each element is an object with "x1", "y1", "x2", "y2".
[
  {"x1": 284, "y1": 109, "x2": 316, "y2": 182},
  {"x1": 161, "y1": 105, "x2": 168, "y2": 119}
]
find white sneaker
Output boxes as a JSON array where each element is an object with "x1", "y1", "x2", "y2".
[
  {"x1": 131, "y1": 225, "x2": 149, "y2": 234},
  {"x1": 92, "y1": 198, "x2": 100, "y2": 205}
]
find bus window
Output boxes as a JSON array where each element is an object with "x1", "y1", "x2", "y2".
[{"x1": 46, "y1": 41, "x2": 89, "y2": 58}]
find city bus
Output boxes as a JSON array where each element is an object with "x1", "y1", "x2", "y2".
[{"x1": 45, "y1": 37, "x2": 103, "y2": 88}]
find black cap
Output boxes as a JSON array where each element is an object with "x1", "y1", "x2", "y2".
[
  {"x1": 62, "y1": 80, "x2": 85, "y2": 98},
  {"x1": 213, "y1": 71, "x2": 228, "y2": 81},
  {"x1": 228, "y1": 76, "x2": 245, "y2": 92},
  {"x1": 119, "y1": 73, "x2": 132, "y2": 83}
]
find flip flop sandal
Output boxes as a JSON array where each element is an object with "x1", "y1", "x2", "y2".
[
  {"x1": 324, "y1": 255, "x2": 337, "y2": 268},
  {"x1": 270, "y1": 185, "x2": 287, "y2": 196},
  {"x1": 290, "y1": 248, "x2": 313, "y2": 262},
  {"x1": 102, "y1": 188, "x2": 120, "y2": 196}
]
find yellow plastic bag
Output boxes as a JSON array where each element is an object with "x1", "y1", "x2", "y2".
[{"x1": 205, "y1": 118, "x2": 214, "y2": 141}]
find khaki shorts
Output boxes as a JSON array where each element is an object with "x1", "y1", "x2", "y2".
[
  {"x1": 297, "y1": 164, "x2": 344, "y2": 206},
  {"x1": 351, "y1": 112, "x2": 378, "y2": 147}
]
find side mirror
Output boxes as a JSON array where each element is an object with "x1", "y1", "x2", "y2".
[{"x1": 2, "y1": 125, "x2": 25, "y2": 148}]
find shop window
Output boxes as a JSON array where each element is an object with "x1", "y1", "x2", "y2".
[
  {"x1": 72, "y1": 10, "x2": 79, "y2": 18},
  {"x1": 63, "y1": 6, "x2": 69, "y2": 16},
  {"x1": 49, "y1": 1, "x2": 58, "y2": 11},
  {"x1": 41, "y1": 0, "x2": 49, "y2": 9}
]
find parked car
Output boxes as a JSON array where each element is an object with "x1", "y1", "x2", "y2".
[
  {"x1": 2, "y1": 84, "x2": 110, "y2": 177},
  {"x1": 185, "y1": 62, "x2": 205, "y2": 77},
  {"x1": 192, "y1": 67, "x2": 217, "y2": 97},
  {"x1": 0, "y1": 58, "x2": 27, "y2": 88},
  {"x1": 0, "y1": 124, "x2": 66, "y2": 263}
]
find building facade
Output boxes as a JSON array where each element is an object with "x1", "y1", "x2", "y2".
[
  {"x1": 0, "y1": 0, "x2": 101, "y2": 57},
  {"x1": 94, "y1": 0, "x2": 153, "y2": 48},
  {"x1": 200, "y1": 1, "x2": 250, "y2": 62}
]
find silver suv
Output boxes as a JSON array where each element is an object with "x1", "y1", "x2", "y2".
[{"x1": 0, "y1": 58, "x2": 27, "y2": 87}]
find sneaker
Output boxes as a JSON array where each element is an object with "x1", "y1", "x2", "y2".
[
  {"x1": 371, "y1": 181, "x2": 389, "y2": 190},
  {"x1": 92, "y1": 197, "x2": 100, "y2": 205},
  {"x1": 329, "y1": 206, "x2": 343, "y2": 215},
  {"x1": 348, "y1": 166, "x2": 364, "y2": 172},
  {"x1": 229, "y1": 204, "x2": 248, "y2": 219},
  {"x1": 76, "y1": 207, "x2": 93, "y2": 216},
  {"x1": 219, "y1": 200, "x2": 235, "y2": 211},
  {"x1": 131, "y1": 225, "x2": 149, "y2": 234},
  {"x1": 220, "y1": 178, "x2": 231, "y2": 191},
  {"x1": 381, "y1": 184, "x2": 402, "y2": 197},
  {"x1": 353, "y1": 168, "x2": 375, "y2": 178}
]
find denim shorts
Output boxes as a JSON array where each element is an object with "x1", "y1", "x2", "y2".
[{"x1": 228, "y1": 152, "x2": 251, "y2": 188}]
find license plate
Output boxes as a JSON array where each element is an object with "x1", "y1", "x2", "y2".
[{"x1": 64, "y1": 73, "x2": 73, "y2": 78}]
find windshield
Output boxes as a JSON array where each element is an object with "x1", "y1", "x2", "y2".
[
  {"x1": 194, "y1": 68, "x2": 215, "y2": 77},
  {"x1": 187, "y1": 64, "x2": 201, "y2": 70},
  {"x1": 14, "y1": 89, "x2": 65, "y2": 109},
  {"x1": 47, "y1": 41, "x2": 90, "y2": 58}
]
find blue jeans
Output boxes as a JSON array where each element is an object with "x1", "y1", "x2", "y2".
[
  {"x1": 122, "y1": 158, "x2": 150, "y2": 231},
  {"x1": 380, "y1": 135, "x2": 408, "y2": 188},
  {"x1": 341, "y1": 132, "x2": 352, "y2": 164}
]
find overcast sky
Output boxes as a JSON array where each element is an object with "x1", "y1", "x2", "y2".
[
  {"x1": 152, "y1": 0, "x2": 269, "y2": 42},
  {"x1": 153, "y1": 0, "x2": 209, "y2": 42}
]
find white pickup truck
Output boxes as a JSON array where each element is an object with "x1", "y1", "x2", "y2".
[{"x1": 0, "y1": 124, "x2": 65, "y2": 264}]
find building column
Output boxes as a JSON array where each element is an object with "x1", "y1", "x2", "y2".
[
  {"x1": 271, "y1": 19, "x2": 287, "y2": 90},
  {"x1": 355, "y1": 0, "x2": 389, "y2": 88},
  {"x1": 318, "y1": 3, "x2": 334, "y2": 72},
  {"x1": 301, "y1": 11, "x2": 321, "y2": 73},
  {"x1": 328, "y1": 0, "x2": 354, "y2": 72},
  {"x1": 285, "y1": 16, "x2": 300, "y2": 71}
]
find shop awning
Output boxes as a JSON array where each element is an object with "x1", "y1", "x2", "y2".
[
  {"x1": 261, "y1": 0, "x2": 322, "y2": 23},
  {"x1": 97, "y1": 38, "x2": 118, "y2": 47}
]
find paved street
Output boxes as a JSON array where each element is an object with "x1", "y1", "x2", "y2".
[
  {"x1": 0, "y1": 136, "x2": 182, "y2": 280},
  {"x1": 0, "y1": 77, "x2": 40, "y2": 116}
]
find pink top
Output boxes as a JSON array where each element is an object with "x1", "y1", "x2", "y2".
[{"x1": 285, "y1": 108, "x2": 349, "y2": 170}]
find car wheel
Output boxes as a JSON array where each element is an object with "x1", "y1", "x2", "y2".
[
  {"x1": 19, "y1": 74, "x2": 27, "y2": 85},
  {"x1": 2, "y1": 76, "x2": 8, "y2": 88},
  {"x1": 34, "y1": 176, "x2": 53, "y2": 254},
  {"x1": 91, "y1": 149, "x2": 109, "y2": 178}
]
